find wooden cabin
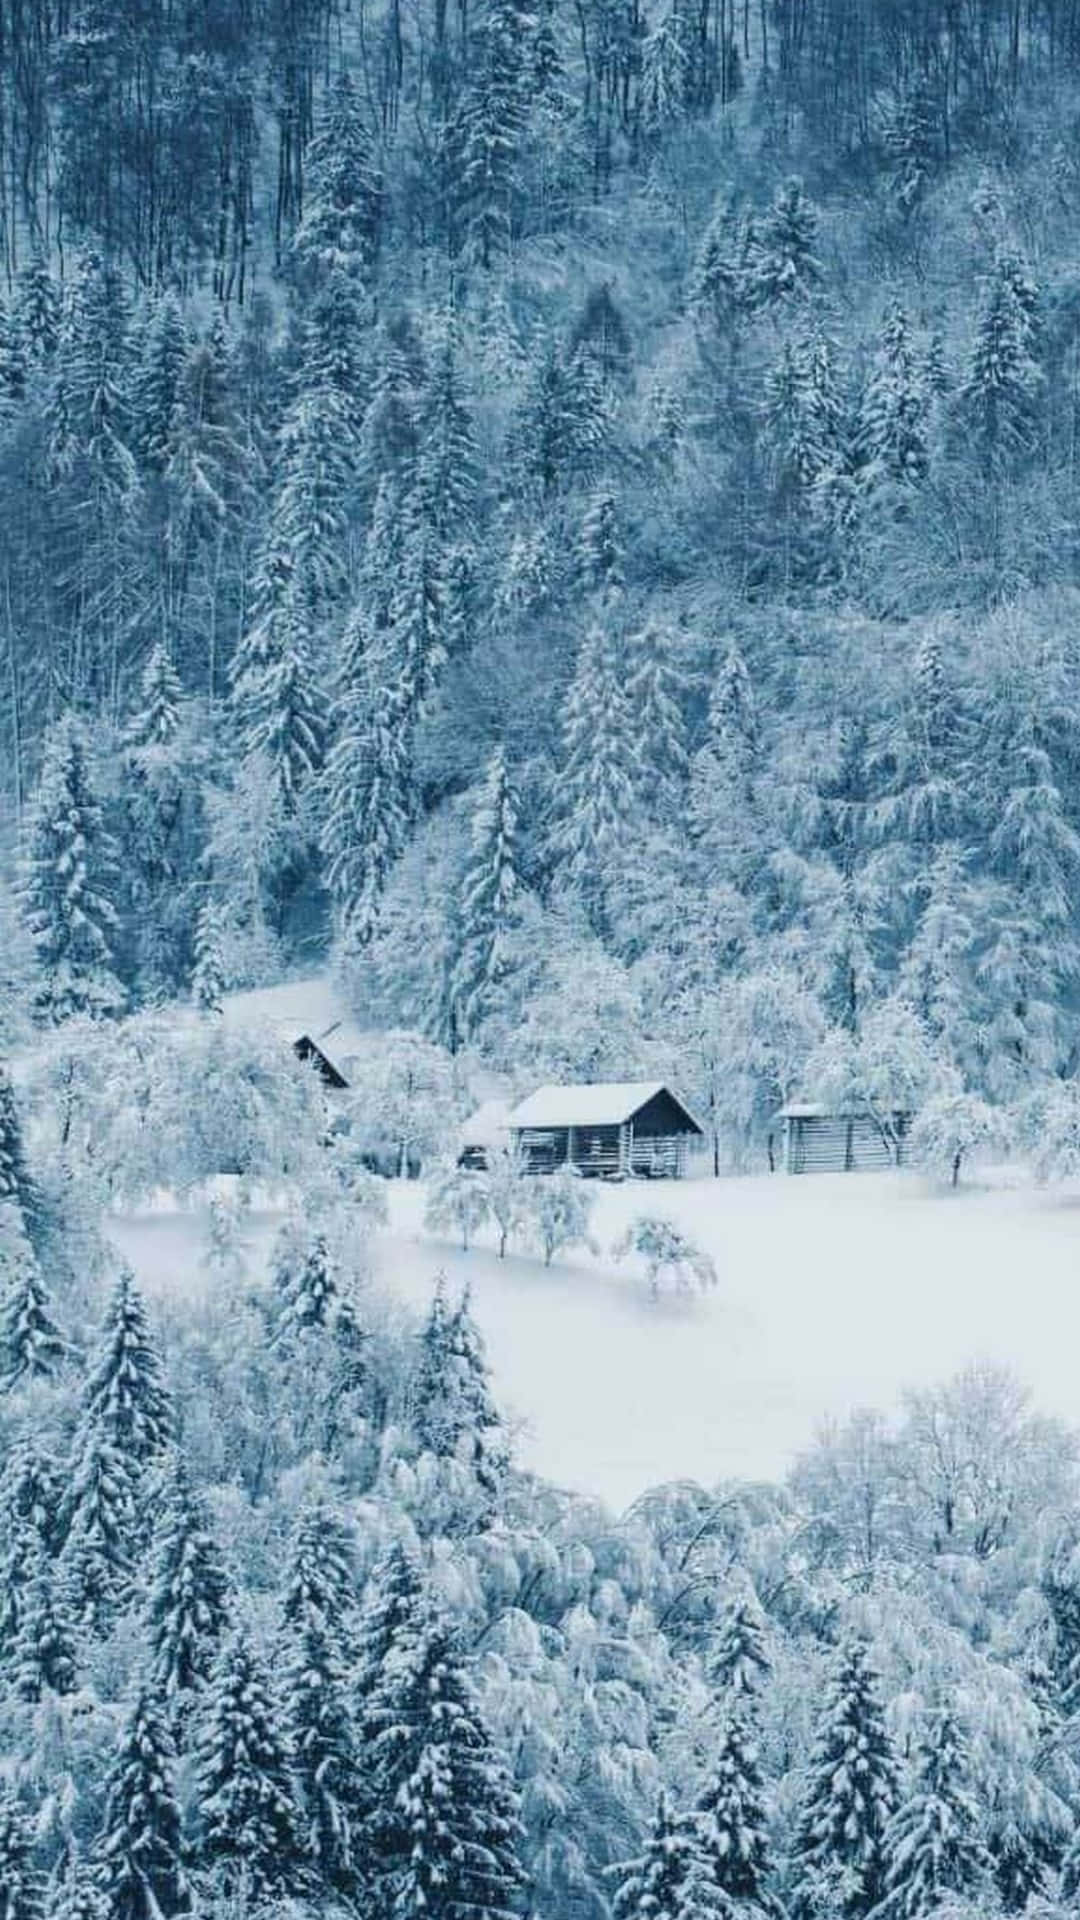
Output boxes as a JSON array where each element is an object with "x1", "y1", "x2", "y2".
[
  {"x1": 457, "y1": 1100, "x2": 514, "y2": 1171},
  {"x1": 777, "y1": 1102, "x2": 913, "y2": 1174},
  {"x1": 508, "y1": 1082, "x2": 703, "y2": 1178}
]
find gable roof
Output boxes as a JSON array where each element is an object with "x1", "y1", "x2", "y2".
[{"x1": 508, "y1": 1081, "x2": 701, "y2": 1131}]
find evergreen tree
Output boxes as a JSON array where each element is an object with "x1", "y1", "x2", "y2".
[
  {"x1": 554, "y1": 623, "x2": 637, "y2": 932},
  {"x1": 146, "y1": 1455, "x2": 231, "y2": 1709},
  {"x1": 0, "y1": 1790, "x2": 44, "y2": 1920},
  {"x1": 61, "y1": 1432, "x2": 137, "y2": 1634},
  {"x1": 0, "y1": 1204, "x2": 65, "y2": 1390},
  {"x1": 1, "y1": 1437, "x2": 64, "y2": 1553},
  {"x1": 354, "y1": 1543, "x2": 426, "y2": 1728},
  {"x1": 460, "y1": 0, "x2": 534, "y2": 269},
  {"x1": 450, "y1": 746, "x2": 521, "y2": 1042},
  {"x1": 229, "y1": 556, "x2": 324, "y2": 813},
  {"x1": 11, "y1": 1531, "x2": 78, "y2": 1700},
  {"x1": 0, "y1": 298, "x2": 27, "y2": 413},
  {"x1": 190, "y1": 899, "x2": 228, "y2": 1013},
  {"x1": 284, "y1": 1615, "x2": 363, "y2": 1895},
  {"x1": 366, "y1": 1609, "x2": 527, "y2": 1917},
  {"x1": 0, "y1": 1064, "x2": 36, "y2": 1233},
  {"x1": 96, "y1": 1689, "x2": 188, "y2": 1920},
  {"x1": 321, "y1": 642, "x2": 414, "y2": 945},
  {"x1": 521, "y1": 345, "x2": 605, "y2": 494},
  {"x1": 14, "y1": 251, "x2": 61, "y2": 369},
  {"x1": 612, "y1": 1792, "x2": 700, "y2": 1920},
  {"x1": 751, "y1": 177, "x2": 822, "y2": 309},
  {"x1": 708, "y1": 1590, "x2": 770, "y2": 1696},
  {"x1": 858, "y1": 303, "x2": 930, "y2": 487},
  {"x1": 125, "y1": 641, "x2": 183, "y2": 751},
  {"x1": 20, "y1": 712, "x2": 123, "y2": 1023},
  {"x1": 272, "y1": 1225, "x2": 339, "y2": 1335},
  {"x1": 960, "y1": 256, "x2": 1042, "y2": 477},
  {"x1": 791, "y1": 1639, "x2": 898, "y2": 1920},
  {"x1": 281, "y1": 1499, "x2": 357, "y2": 1649},
  {"x1": 193, "y1": 1633, "x2": 302, "y2": 1901},
  {"x1": 134, "y1": 293, "x2": 190, "y2": 472},
  {"x1": 292, "y1": 72, "x2": 383, "y2": 297},
  {"x1": 48, "y1": 1858, "x2": 109, "y2": 1920},
  {"x1": 627, "y1": 623, "x2": 689, "y2": 818},
  {"x1": 419, "y1": 335, "x2": 479, "y2": 545},
  {"x1": 579, "y1": 490, "x2": 625, "y2": 602},
  {"x1": 696, "y1": 1706, "x2": 771, "y2": 1906},
  {"x1": 875, "y1": 1710, "x2": 990, "y2": 1918},
  {"x1": 81, "y1": 1266, "x2": 173, "y2": 1471}
]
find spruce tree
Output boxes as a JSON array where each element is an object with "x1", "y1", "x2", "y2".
[
  {"x1": 554, "y1": 623, "x2": 637, "y2": 933},
  {"x1": 354, "y1": 1543, "x2": 426, "y2": 1728},
  {"x1": 284, "y1": 1614, "x2": 363, "y2": 1895},
  {"x1": 146, "y1": 1455, "x2": 231, "y2": 1709},
  {"x1": 459, "y1": 0, "x2": 533, "y2": 269},
  {"x1": 1, "y1": 1437, "x2": 64, "y2": 1552},
  {"x1": 612, "y1": 1792, "x2": 700, "y2": 1920},
  {"x1": 791, "y1": 1639, "x2": 898, "y2": 1920},
  {"x1": 48, "y1": 1858, "x2": 108, "y2": 1920},
  {"x1": 14, "y1": 251, "x2": 60, "y2": 369},
  {"x1": 696, "y1": 1706, "x2": 771, "y2": 1906},
  {"x1": 281, "y1": 1500, "x2": 357, "y2": 1649},
  {"x1": 627, "y1": 623, "x2": 689, "y2": 819},
  {"x1": 875, "y1": 1710, "x2": 990, "y2": 1918},
  {"x1": 134, "y1": 293, "x2": 190, "y2": 472},
  {"x1": 11, "y1": 1531, "x2": 78, "y2": 1700},
  {"x1": 858, "y1": 303, "x2": 930, "y2": 488},
  {"x1": 272, "y1": 1224, "x2": 339, "y2": 1335},
  {"x1": 450, "y1": 746, "x2": 521, "y2": 1043},
  {"x1": 292, "y1": 72, "x2": 383, "y2": 299},
  {"x1": 96, "y1": 1689, "x2": 188, "y2": 1920},
  {"x1": 229, "y1": 557, "x2": 324, "y2": 813},
  {"x1": 960, "y1": 256, "x2": 1042, "y2": 478},
  {"x1": 60, "y1": 1432, "x2": 137, "y2": 1635},
  {"x1": 125, "y1": 641, "x2": 183, "y2": 752},
  {"x1": 321, "y1": 645, "x2": 414, "y2": 946},
  {"x1": 708, "y1": 1590, "x2": 770, "y2": 1696},
  {"x1": 0, "y1": 1204, "x2": 65, "y2": 1390},
  {"x1": 81, "y1": 1266, "x2": 172, "y2": 1471},
  {"x1": 447, "y1": 1285, "x2": 510, "y2": 1500},
  {"x1": 20, "y1": 712, "x2": 123, "y2": 1023},
  {"x1": 419, "y1": 335, "x2": 479, "y2": 545},
  {"x1": 521, "y1": 345, "x2": 605, "y2": 495},
  {"x1": 190, "y1": 899, "x2": 228, "y2": 1013},
  {"x1": 579, "y1": 490, "x2": 625, "y2": 603},
  {"x1": 0, "y1": 1790, "x2": 44, "y2": 1920},
  {"x1": 366, "y1": 1609, "x2": 526, "y2": 1917},
  {"x1": 751, "y1": 177, "x2": 822, "y2": 309},
  {"x1": 0, "y1": 1064, "x2": 36, "y2": 1233},
  {"x1": 193, "y1": 1633, "x2": 302, "y2": 1901}
]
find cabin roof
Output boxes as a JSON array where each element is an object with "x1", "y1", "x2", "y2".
[
  {"x1": 776, "y1": 1101, "x2": 914, "y2": 1120},
  {"x1": 509, "y1": 1081, "x2": 701, "y2": 1131},
  {"x1": 460, "y1": 1099, "x2": 514, "y2": 1146}
]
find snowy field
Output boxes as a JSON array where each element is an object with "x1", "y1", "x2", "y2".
[{"x1": 108, "y1": 1170, "x2": 1080, "y2": 1514}]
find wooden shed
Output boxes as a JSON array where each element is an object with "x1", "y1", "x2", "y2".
[
  {"x1": 508, "y1": 1082, "x2": 703, "y2": 1178},
  {"x1": 777, "y1": 1102, "x2": 913, "y2": 1174}
]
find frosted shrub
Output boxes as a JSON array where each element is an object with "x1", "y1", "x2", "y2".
[
  {"x1": 524, "y1": 1171, "x2": 595, "y2": 1267},
  {"x1": 909, "y1": 1091, "x2": 1006, "y2": 1187},
  {"x1": 612, "y1": 1216, "x2": 717, "y2": 1298},
  {"x1": 481, "y1": 1145, "x2": 529, "y2": 1258},
  {"x1": 424, "y1": 1164, "x2": 491, "y2": 1251}
]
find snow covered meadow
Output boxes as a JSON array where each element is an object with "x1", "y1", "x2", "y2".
[{"x1": 110, "y1": 1166, "x2": 1080, "y2": 1512}]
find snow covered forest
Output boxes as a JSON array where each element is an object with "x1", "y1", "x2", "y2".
[{"x1": 11, "y1": 0, "x2": 1080, "y2": 1917}]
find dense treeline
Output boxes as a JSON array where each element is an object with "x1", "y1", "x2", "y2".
[
  {"x1": 7, "y1": 0, "x2": 1080, "y2": 1159},
  {"x1": 3, "y1": 1066, "x2": 1080, "y2": 1920}
]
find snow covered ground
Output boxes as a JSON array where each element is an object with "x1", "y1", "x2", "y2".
[{"x1": 108, "y1": 1169, "x2": 1080, "y2": 1514}]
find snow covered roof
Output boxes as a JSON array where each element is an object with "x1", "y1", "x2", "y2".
[
  {"x1": 460, "y1": 1100, "x2": 514, "y2": 1147},
  {"x1": 509, "y1": 1082, "x2": 697, "y2": 1130},
  {"x1": 776, "y1": 1101, "x2": 913, "y2": 1120}
]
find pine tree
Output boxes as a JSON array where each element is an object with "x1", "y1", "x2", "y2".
[
  {"x1": 354, "y1": 1543, "x2": 427, "y2": 1729},
  {"x1": 48, "y1": 1857, "x2": 109, "y2": 1920},
  {"x1": 696, "y1": 1706, "x2": 771, "y2": 1906},
  {"x1": 0, "y1": 1790, "x2": 44, "y2": 1920},
  {"x1": 459, "y1": 0, "x2": 534, "y2": 269},
  {"x1": 554, "y1": 624, "x2": 637, "y2": 932},
  {"x1": 292, "y1": 72, "x2": 383, "y2": 297},
  {"x1": 366, "y1": 1610, "x2": 527, "y2": 1917},
  {"x1": 791, "y1": 1639, "x2": 898, "y2": 1920},
  {"x1": 521, "y1": 345, "x2": 605, "y2": 495},
  {"x1": 875, "y1": 1710, "x2": 990, "y2": 1918},
  {"x1": 61, "y1": 1432, "x2": 137, "y2": 1634},
  {"x1": 284, "y1": 1615, "x2": 363, "y2": 1894},
  {"x1": 96, "y1": 1689, "x2": 188, "y2": 1920},
  {"x1": 81, "y1": 1266, "x2": 173, "y2": 1471},
  {"x1": 1, "y1": 1437, "x2": 64, "y2": 1553},
  {"x1": 193, "y1": 1633, "x2": 302, "y2": 1901},
  {"x1": 612, "y1": 1792, "x2": 700, "y2": 1920},
  {"x1": 190, "y1": 899, "x2": 228, "y2": 1013},
  {"x1": 450, "y1": 747, "x2": 521, "y2": 1042},
  {"x1": 858, "y1": 303, "x2": 930, "y2": 488},
  {"x1": 146, "y1": 1455, "x2": 231, "y2": 1709},
  {"x1": 125, "y1": 641, "x2": 183, "y2": 751},
  {"x1": 0, "y1": 298, "x2": 27, "y2": 412},
  {"x1": 11, "y1": 1531, "x2": 78, "y2": 1700},
  {"x1": 0, "y1": 1204, "x2": 65, "y2": 1390},
  {"x1": 229, "y1": 556, "x2": 324, "y2": 813},
  {"x1": 0, "y1": 1064, "x2": 36, "y2": 1234},
  {"x1": 20, "y1": 712, "x2": 123, "y2": 1023},
  {"x1": 321, "y1": 641, "x2": 414, "y2": 945},
  {"x1": 708, "y1": 1590, "x2": 770, "y2": 1696}
]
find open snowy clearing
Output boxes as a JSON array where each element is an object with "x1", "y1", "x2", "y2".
[{"x1": 107, "y1": 1169, "x2": 1080, "y2": 1514}]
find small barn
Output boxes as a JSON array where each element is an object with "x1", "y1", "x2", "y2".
[
  {"x1": 508, "y1": 1082, "x2": 703, "y2": 1178},
  {"x1": 777, "y1": 1102, "x2": 913, "y2": 1174}
]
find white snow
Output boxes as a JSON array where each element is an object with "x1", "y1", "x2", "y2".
[
  {"x1": 107, "y1": 1168, "x2": 1080, "y2": 1516},
  {"x1": 509, "y1": 1081, "x2": 678, "y2": 1128}
]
